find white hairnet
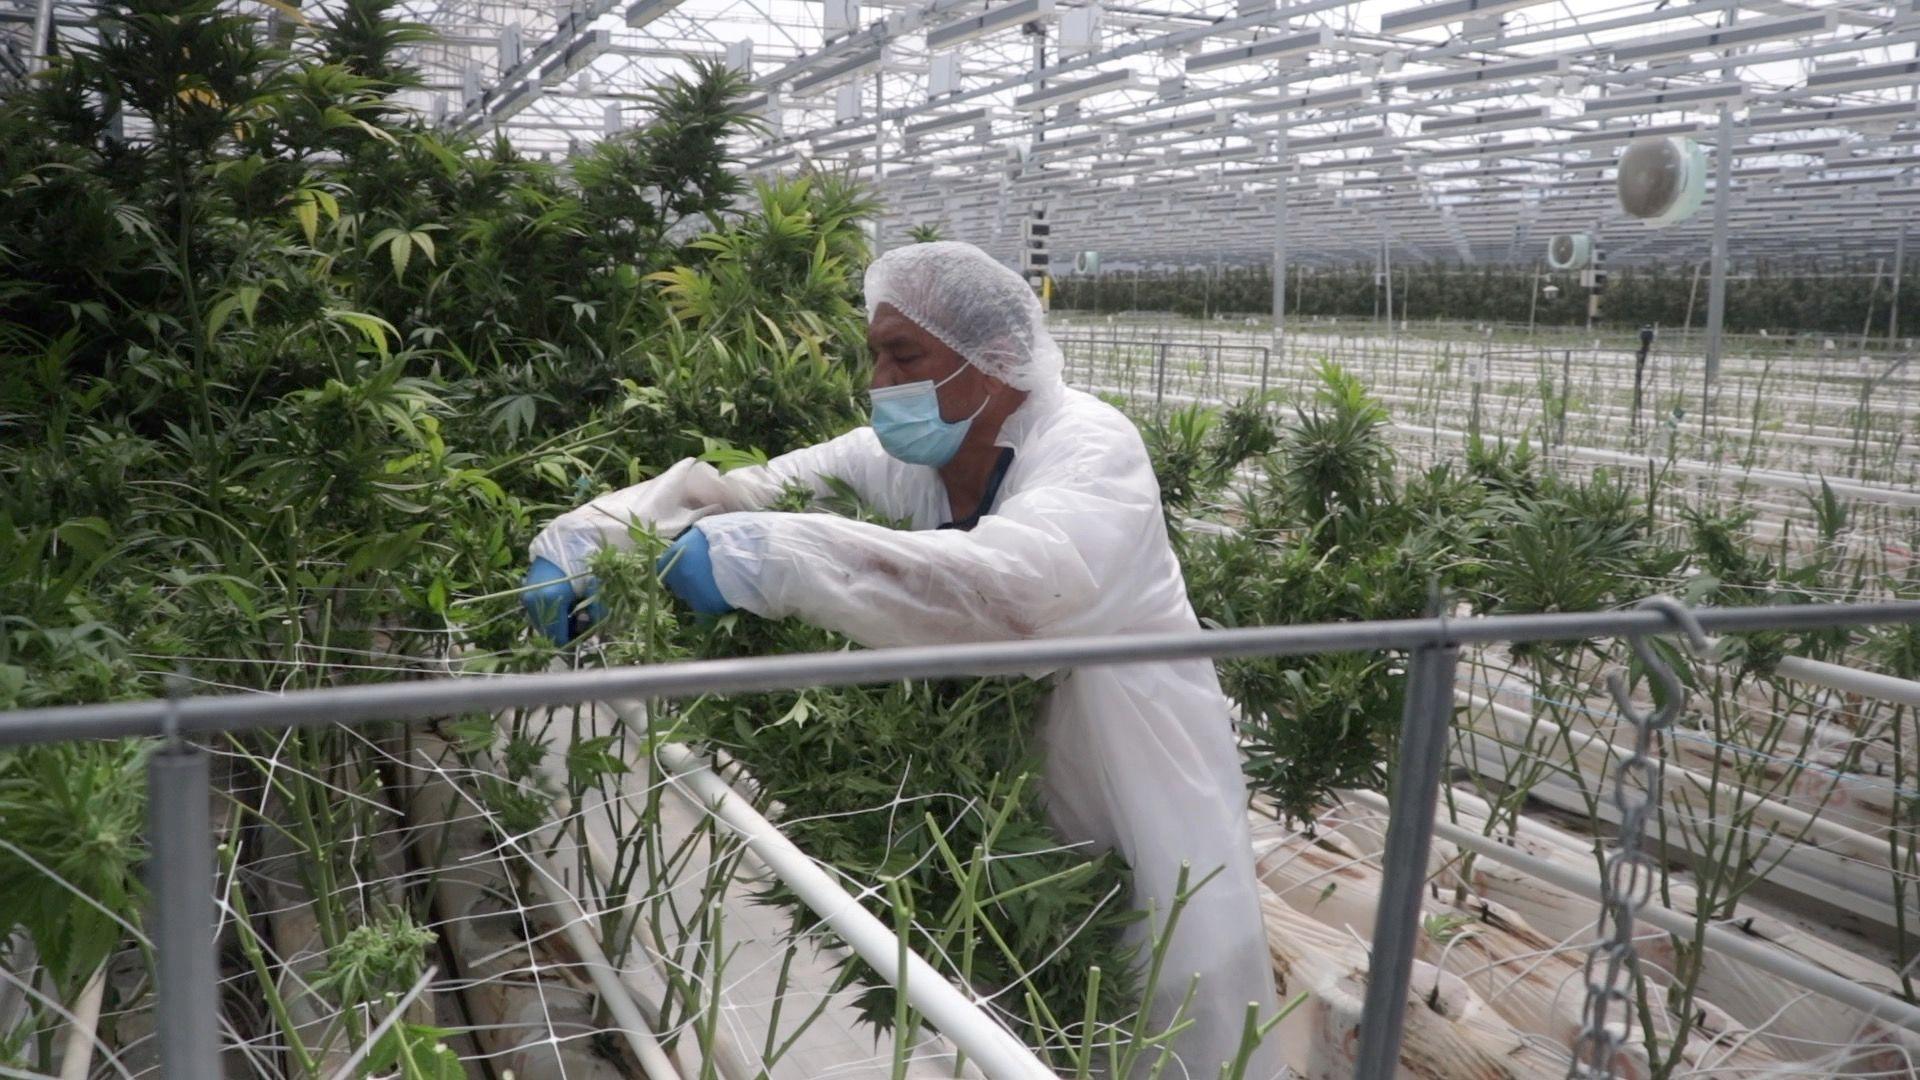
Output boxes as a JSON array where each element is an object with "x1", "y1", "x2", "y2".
[{"x1": 864, "y1": 241, "x2": 1064, "y2": 392}]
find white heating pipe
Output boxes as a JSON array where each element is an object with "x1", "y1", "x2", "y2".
[
  {"x1": 1433, "y1": 817, "x2": 1920, "y2": 1039},
  {"x1": 56, "y1": 965, "x2": 106, "y2": 1080},
  {"x1": 1394, "y1": 422, "x2": 1920, "y2": 508},
  {"x1": 607, "y1": 700, "x2": 1054, "y2": 1080},
  {"x1": 1767, "y1": 651, "x2": 1920, "y2": 710},
  {"x1": 525, "y1": 854, "x2": 682, "y2": 1080},
  {"x1": 453, "y1": 727, "x2": 686, "y2": 1079}
]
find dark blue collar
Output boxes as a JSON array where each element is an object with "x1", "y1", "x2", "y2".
[{"x1": 938, "y1": 447, "x2": 1015, "y2": 532}]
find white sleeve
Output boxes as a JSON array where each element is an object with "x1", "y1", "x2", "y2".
[
  {"x1": 527, "y1": 433, "x2": 896, "y2": 583},
  {"x1": 699, "y1": 435, "x2": 1159, "y2": 650},
  {"x1": 709, "y1": 428, "x2": 900, "y2": 511}
]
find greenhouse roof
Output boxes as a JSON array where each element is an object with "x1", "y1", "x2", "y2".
[{"x1": 12, "y1": 0, "x2": 1919, "y2": 267}]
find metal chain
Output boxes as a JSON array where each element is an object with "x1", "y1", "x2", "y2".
[{"x1": 1567, "y1": 597, "x2": 1707, "y2": 1080}]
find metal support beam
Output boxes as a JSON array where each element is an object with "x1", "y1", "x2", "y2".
[
  {"x1": 1353, "y1": 640, "x2": 1461, "y2": 1080},
  {"x1": 1703, "y1": 5, "x2": 1740, "y2": 390},
  {"x1": 872, "y1": 69, "x2": 886, "y2": 254},
  {"x1": 27, "y1": 0, "x2": 54, "y2": 75},
  {"x1": 149, "y1": 743, "x2": 219, "y2": 1079},
  {"x1": 1890, "y1": 223, "x2": 1906, "y2": 346},
  {"x1": 1269, "y1": 131, "x2": 1287, "y2": 398},
  {"x1": 1703, "y1": 102, "x2": 1733, "y2": 389}
]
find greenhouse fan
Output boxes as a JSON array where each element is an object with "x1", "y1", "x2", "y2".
[
  {"x1": 1074, "y1": 251, "x2": 1101, "y2": 274},
  {"x1": 1546, "y1": 232, "x2": 1593, "y2": 271},
  {"x1": 1617, "y1": 135, "x2": 1707, "y2": 227}
]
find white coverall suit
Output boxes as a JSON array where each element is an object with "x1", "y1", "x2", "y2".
[{"x1": 531, "y1": 244, "x2": 1282, "y2": 1078}]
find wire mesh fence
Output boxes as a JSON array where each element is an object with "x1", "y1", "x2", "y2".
[{"x1": 6, "y1": 602, "x2": 1920, "y2": 1078}]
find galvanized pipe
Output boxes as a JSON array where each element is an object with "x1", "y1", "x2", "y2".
[
  {"x1": 149, "y1": 744, "x2": 219, "y2": 1079},
  {"x1": 1702, "y1": 6, "x2": 1740, "y2": 391},
  {"x1": 1269, "y1": 127, "x2": 1288, "y2": 399},
  {"x1": 6, "y1": 603, "x2": 1919, "y2": 746},
  {"x1": 26, "y1": 0, "x2": 54, "y2": 75},
  {"x1": 1353, "y1": 642, "x2": 1460, "y2": 1080}
]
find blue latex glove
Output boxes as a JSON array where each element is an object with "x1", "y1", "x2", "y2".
[
  {"x1": 522, "y1": 557, "x2": 603, "y2": 644},
  {"x1": 656, "y1": 527, "x2": 734, "y2": 615}
]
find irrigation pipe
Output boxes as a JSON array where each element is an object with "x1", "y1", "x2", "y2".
[
  {"x1": 516, "y1": 725, "x2": 756, "y2": 1080},
  {"x1": 1761, "y1": 651, "x2": 1920, "y2": 710},
  {"x1": 521, "y1": 853, "x2": 681, "y2": 1080},
  {"x1": 1454, "y1": 688, "x2": 1883, "y2": 864},
  {"x1": 605, "y1": 699, "x2": 1055, "y2": 1080},
  {"x1": 55, "y1": 966, "x2": 104, "y2": 1080},
  {"x1": 453, "y1": 727, "x2": 695, "y2": 1080},
  {"x1": 1450, "y1": 737, "x2": 1902, "y2": 931},
  {"x1": 1430, "y1": 818, "x2": 1920, "y2": 1040},
  {"x1": 1394, "y1": 422, "x2": 1920, "y2": 509}
]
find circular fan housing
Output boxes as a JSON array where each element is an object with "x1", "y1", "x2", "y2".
[
  {"x1": 1074, "y1": 251, "x2": 1101, "y2": 274},
  {"x1": 1617, "y1": 135, "x2": 1707, "y2": 227},
  {"x1": 1546, "y1": 232, "x2": 1592, "y2": 271}
]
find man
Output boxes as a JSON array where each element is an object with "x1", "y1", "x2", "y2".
[{"x1": 526, "y1": 241, "x2": 1283, "y2": 1077}]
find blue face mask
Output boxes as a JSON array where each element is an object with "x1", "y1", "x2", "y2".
[{"x1": 868, "y1": 365, "x2": 988, "y2": 467}]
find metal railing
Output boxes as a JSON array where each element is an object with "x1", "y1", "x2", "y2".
[
  {"x1": 1054, "y1": 332, "x2": 1276, "y2": 407},
  {"x1": 7, "y1": 599, "x2": 1920, "y2": 1077}
]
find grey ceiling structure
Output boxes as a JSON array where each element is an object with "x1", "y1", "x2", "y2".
[{"x1": 7, "y1": 0, "x2": 1918, "y2": 273}]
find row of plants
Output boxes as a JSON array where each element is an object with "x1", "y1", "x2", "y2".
[
  {"x1": 1130, "y1": 368, "x2": 1920, "y2": 1071},
  {"x1": 4, "y1": 3, "x2": 1916, "y2": 1076},
  {"x1": 1140, "y1": 364, "x2": 1917, "y2": 807},
  {"x1": 1, "y1": 1, "x2": 1182, "y2": 1073},
  {"x1": 1054, "y1": 260, "x2": 1915, "y2": 338}
]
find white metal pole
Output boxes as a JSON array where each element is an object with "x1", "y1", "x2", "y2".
[
  {"x1": 608, "y1": 701, "x2": 1055, "y2": 1080},
  {"x1": 872, "y1": 71, "x2": 886, "y2": 254},
  {"x1": 527, "y1": 849, "x2": 682, "y2": 1080},
  {"x1": 1527, "y1": 261, "x2": 1541, "y2": 336},
  {"x1": 1889, "y1": 224, "x2": 1906, "y2": 348},
  {"x1": 1744, "y1": 648, "x2": 1920, "y2": 709},
  {"x1": 1383, "y1": 235, "x2": 1395, "y2": 331},
  {"x1": 1271, "y1": 132, "x2": 1289, "y2": 387},
  {"x1": 27, "y1": 0, "x2": 55, "y2": 75},
  {"x1": 1703, "y1": 5, "x2": 1739, "y2": 391},
  {"x1": 1432, "y1": 818, "x2": 1920, "y2": 1040}
]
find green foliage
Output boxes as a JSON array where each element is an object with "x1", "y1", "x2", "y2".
[
  {"x1": 365, "y1": 1023, "x2": 465, "y2": 1080},
  {"x1": 1139, "y1": 392, "x2": 1282, "y2": 516},
  {"x1": 1273, "y1": 363, "x2": 1395, "y2": 548},
  {"x1": 1178, "y1": 365, "x2": 1700, "y2": 817},
  {"x1": 1141, "y1": 403, "x2": 1219, "y2": 513},
  {"x1": 644, "y1": 174, "x2": 879, "y2": 457},
  {"x1": 1052, "y1": 261, "x2": 1910, "y2": 336},
  {"x1": 0, "y1": 0, "x2": 884, "y2": 1060},
  {"x1": 310, "y1": 908, "x2": 437, "y2": 1007},
  {"x1": 0, "y1": 742, "x2": 148, "y2": 996},
  {"x1": 1477, "y1": 467, "x2": 1679, "y2": 619},
  {"x1": 668, "y1": 489, "x2": 1142, "y2": 1047},
  {"x1": 1237, "y1": 651, "x2": 1406, "y2": 816}
]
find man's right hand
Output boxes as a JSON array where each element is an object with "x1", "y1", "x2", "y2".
[{"x1": 523, "y1": 557, "x2": 600, "y2": 644}]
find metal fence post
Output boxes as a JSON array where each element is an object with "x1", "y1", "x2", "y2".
[
  {"x1": 1259, "y1": 345, "x2": 1272, "y2": 398},
  {"x1": 1154, "y1": 341, "x2": 1168, "y2": 414},
  {"x1": 1558, "y1": 348, "x2": 1573, "y2": 450},
  {"x1": 1353, "y1": 639, "x2": 1460, "y2": 1080},
  {"x1": 150, "y1": 741, "x2": 220, "y2": 1078}
]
